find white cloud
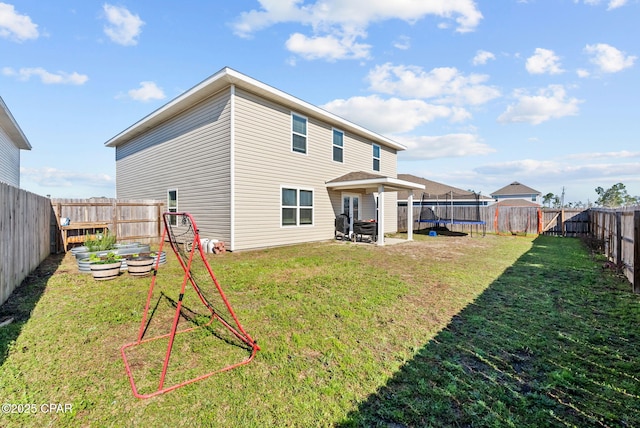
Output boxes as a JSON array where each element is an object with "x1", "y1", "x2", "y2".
[
  {"x1": 397, "y1": 133, "x2": 495, "y2": 160},
  {"x1": 232, "y1": 0, "x2": 482, "y2": 60},
  {"x1": 575, "y1": 0, "x2": 628, "y2": 9},
  {"x1": 103, "y1": 4, "x2": 144, "y2": 46},
  {"x1": 366, "y1": 63, "x2": 501, "y2": 106},
  {"x1": 567, "y1": 150, "x2": 640, "y2": 160},
  {"x1": 393, "y1": 35, "x2": 411, "y2": 50},
  {"x1": 285, "y1": 31, "x2": 371, "y2": 61},
  {"x1": 498, "y1": 85, "x2": 582, "y2": 125},
  {"x1": 20, "y1": 167, "x2": 114, "y2": 188},
  {"x1": 472, "y1": 50, "x2": 495, "y2": 66},
  {"x1": 607, "y1": 0, "x2": 628, "y2": 9},
  {"x1": 475, "y1": 158, "x2": 640, "y2": 183},
  {"x1": 584, "y1": 43, "x2": 636, "y2": 73},
  {"x1": 0, "y1": 2, "x2": 38, "y2": 42},
  {"x1": 127, "y1": 81, "x2": 165, "y2": 102},
  {"x1": 234, "y1": 0, "x2": 483, "y2": 36},
  {"x1": 322, "y1": 95, "x2": 463, "y2": 135},
  {"x1": 2, "y1": 67, "x2": 88, "y2": 85},
  {"x1": 576, "y1": 68, "x2": 590, "y2": 78},
  {"x1": 526, "y1": 48, "x2": 564, "y2": 75},
  {"x1": 475, "y1": 159, "x2": 560, "y2": 176}
]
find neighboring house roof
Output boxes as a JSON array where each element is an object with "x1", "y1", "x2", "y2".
[
  {"x1": 0, "y1": 96, "x2": 31, "y2": 150},
  {"x1": 491, "y1": 181, "x2": 541, "y2": 197},
  {"x1": 104, "y1": 67, "x2": 406, "y2": 152},
  {"x1": 397, "y1": 173, "x2": 492, "y2": 201},
  {"x1": 326, "y1": 171, "x2": 424, "y2": 192}
]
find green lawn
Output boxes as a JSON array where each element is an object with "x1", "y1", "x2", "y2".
[{"x1": 0, "y1": 234, "x2": 638, "y2": 427}]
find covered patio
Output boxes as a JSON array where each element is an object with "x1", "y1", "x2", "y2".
[{"x1": 326, "y1": 172, "x2": 425, "y2": 246}]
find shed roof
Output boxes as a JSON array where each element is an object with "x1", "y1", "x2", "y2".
[
  {"x1": 104, "y1": 67, "x2": 406, "y2": 152},
  {"x1": 491, "y1": 181, "x2": 541, "y2": 197},
  {"x1": 0, "y1": 96, "x2": 31, "y2": 150}
]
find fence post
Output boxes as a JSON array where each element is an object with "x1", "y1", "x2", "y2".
[
  {"x1": 634, "y1": 210, "x2": 640, "y2": 294},
  {"x1": 616, "y1": 211, "x2": 622, "y2": 268}
]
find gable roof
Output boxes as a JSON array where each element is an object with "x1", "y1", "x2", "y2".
[
  {"x1": 397, "y1": 173, "x2": 492, "y2": 201},
  {"x1": 0, "y1": 96, "x2": 31, "y2": 150},
  {"x1": 491, "y1": 181, "x2": 541, "y2": 197},
  {"x1": 104, "y1": 67, "x2": 406, "y2": 151}
]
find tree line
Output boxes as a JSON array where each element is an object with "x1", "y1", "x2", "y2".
[{"x1": 543, "y1": 183, "x2": 640, "y2": 209}]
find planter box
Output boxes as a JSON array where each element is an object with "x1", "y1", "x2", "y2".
[
  {"x1": 73, "y1": 244, "x2": 151, "y2": 261},
  {"x1": 78, "y1": 251, "x2": 167, "y2": 273}
]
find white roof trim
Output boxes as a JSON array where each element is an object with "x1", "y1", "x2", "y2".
[
  {"x1": 0, "y1": 97, "x2": 31, "y2": 150},
  {"x1": 105, "y1": 67, "x2": 406, "y2": 151},
  {"x1": 326, "y1": 177, "x2": 425, "y2": 191}
]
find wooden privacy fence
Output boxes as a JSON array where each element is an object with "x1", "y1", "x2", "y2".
[
  {"x1": 398, "y1": 205, "x2": 590, "y2": 237},
  {"x1": 51, "y1": 198, "x2": 165, "y2": 251},
  {"x1": 0, "y1": 182, "x2": 53, "y2": 306},
  {"x1": 589, "y1": 207, "x2": 640, "y2": 293}
]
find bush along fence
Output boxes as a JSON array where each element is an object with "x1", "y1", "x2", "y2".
[
  {"x1": 0, "y1": 182, "x2": 53, "y2": 306},
  {"x1": 589, "y1": 207, "x2": 640, "y2": 293}
]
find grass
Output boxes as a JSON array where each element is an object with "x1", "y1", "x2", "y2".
[{"x1": 0, "y1": 234, "x2": 638, "y2": 427}]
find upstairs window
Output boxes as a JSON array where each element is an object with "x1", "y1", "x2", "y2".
[
  {"x1": 332, "y1": 129, "x2": 344, "y2": 163},
  {"x1": 168, "y1": 189, "x2": 178, "y2": 225},
  {"x1": 372, "y1": 144, "x2": 381, "y2": 171},
  {"x1": 292, "y1": 113, "x2": 307, "y2": 154}
]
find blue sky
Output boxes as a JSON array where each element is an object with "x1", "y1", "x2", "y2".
[{"x1": 1, "y1": 0, "x2": 638, "y2": 204}]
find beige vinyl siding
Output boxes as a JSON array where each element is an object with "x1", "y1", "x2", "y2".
[
  {"x1": 115, "y1": 90, "x2": 233, "y2": 243},
  {"x1": 232, "y1": 88, "x2": 398, "y2": 251},
  {"x1": 0, "y1": 126, "x2": 20, "y2": 187}
]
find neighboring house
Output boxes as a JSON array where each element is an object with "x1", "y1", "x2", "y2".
[
  {"x1": 491, "y1": 181, "x2": 542, "y2": 206},
  {"x1": 105, "y1": 67, "x2": 423, "y2": 251},
  {"x1": 0, "y1": 96, "x2": 31, "y2": 187}
]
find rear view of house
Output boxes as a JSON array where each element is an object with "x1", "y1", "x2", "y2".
[
  {"x1": 0, "y1": 96, "x2": 31, "y2": 187},
  {"x1": 105, "y1": 67, "x2": 422, "y2": 251}
]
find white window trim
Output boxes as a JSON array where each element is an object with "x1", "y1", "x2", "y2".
[
  {"x1": 291, "y1": 112, "x2": 308, "y2": 155},
  {"x1": 167, "y1": 188, "x2": 178, "y2": 226},
  {"x1": 280, "y1": 185, "x2": 315, "y2": 227},
  {"x1": 332, "y1": 128, "x2": 344, "y2": 163},
  {"x1": 372, "y1": 143, "x2": 381, "y2": 172}
]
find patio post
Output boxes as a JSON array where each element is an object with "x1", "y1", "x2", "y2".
[
  {"x1": 407, "y1": 192, "x2": 414, "y2": 241},
  {"x1": 377, "y1": 185, "x2": 385, "y2": 246}
]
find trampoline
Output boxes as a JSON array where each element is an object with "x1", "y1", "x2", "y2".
[{"x1": 417, "y1": 191, "x2": 486, "y2": 236}]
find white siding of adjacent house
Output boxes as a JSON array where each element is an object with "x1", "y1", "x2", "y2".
[
  {"x1": 115, "y1": 89, "x2": 233, "y2": 243},
  {"x1": 232, "y1": 88, "x2": 398, "y2": 251},
  {"x1": 0, "y1": 126, "x2": 20, "y2": 187}
]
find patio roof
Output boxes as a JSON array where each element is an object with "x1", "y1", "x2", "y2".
[
  {"x1": 326, "y1": 171, "x2": 425, "y2": 193},
  {"x1": 326, "y1": 171, "x2": 424, "y2": 246}
]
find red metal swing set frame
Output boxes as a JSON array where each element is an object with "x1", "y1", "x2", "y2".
[{"x1": 120, "y1": 212, "x2": 260, "y2": 399}]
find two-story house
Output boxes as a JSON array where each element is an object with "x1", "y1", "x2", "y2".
[
  {"x1": 104, "y1": 67, "x2": 423, "y2": 251},
  {"x1": 0, "y1": 96, "x2": 31, "y2": 187},
  {"x1": 491, "y1": 181, "x2": 542, "y2": 206}
]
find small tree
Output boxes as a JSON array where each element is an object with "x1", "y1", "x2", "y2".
[
  {"x1": 543, "y1": 192, "x2": 555, "y2": 208},
  {"x1": 594, "y1": 183, "x2": 640, "y2": 208}
]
